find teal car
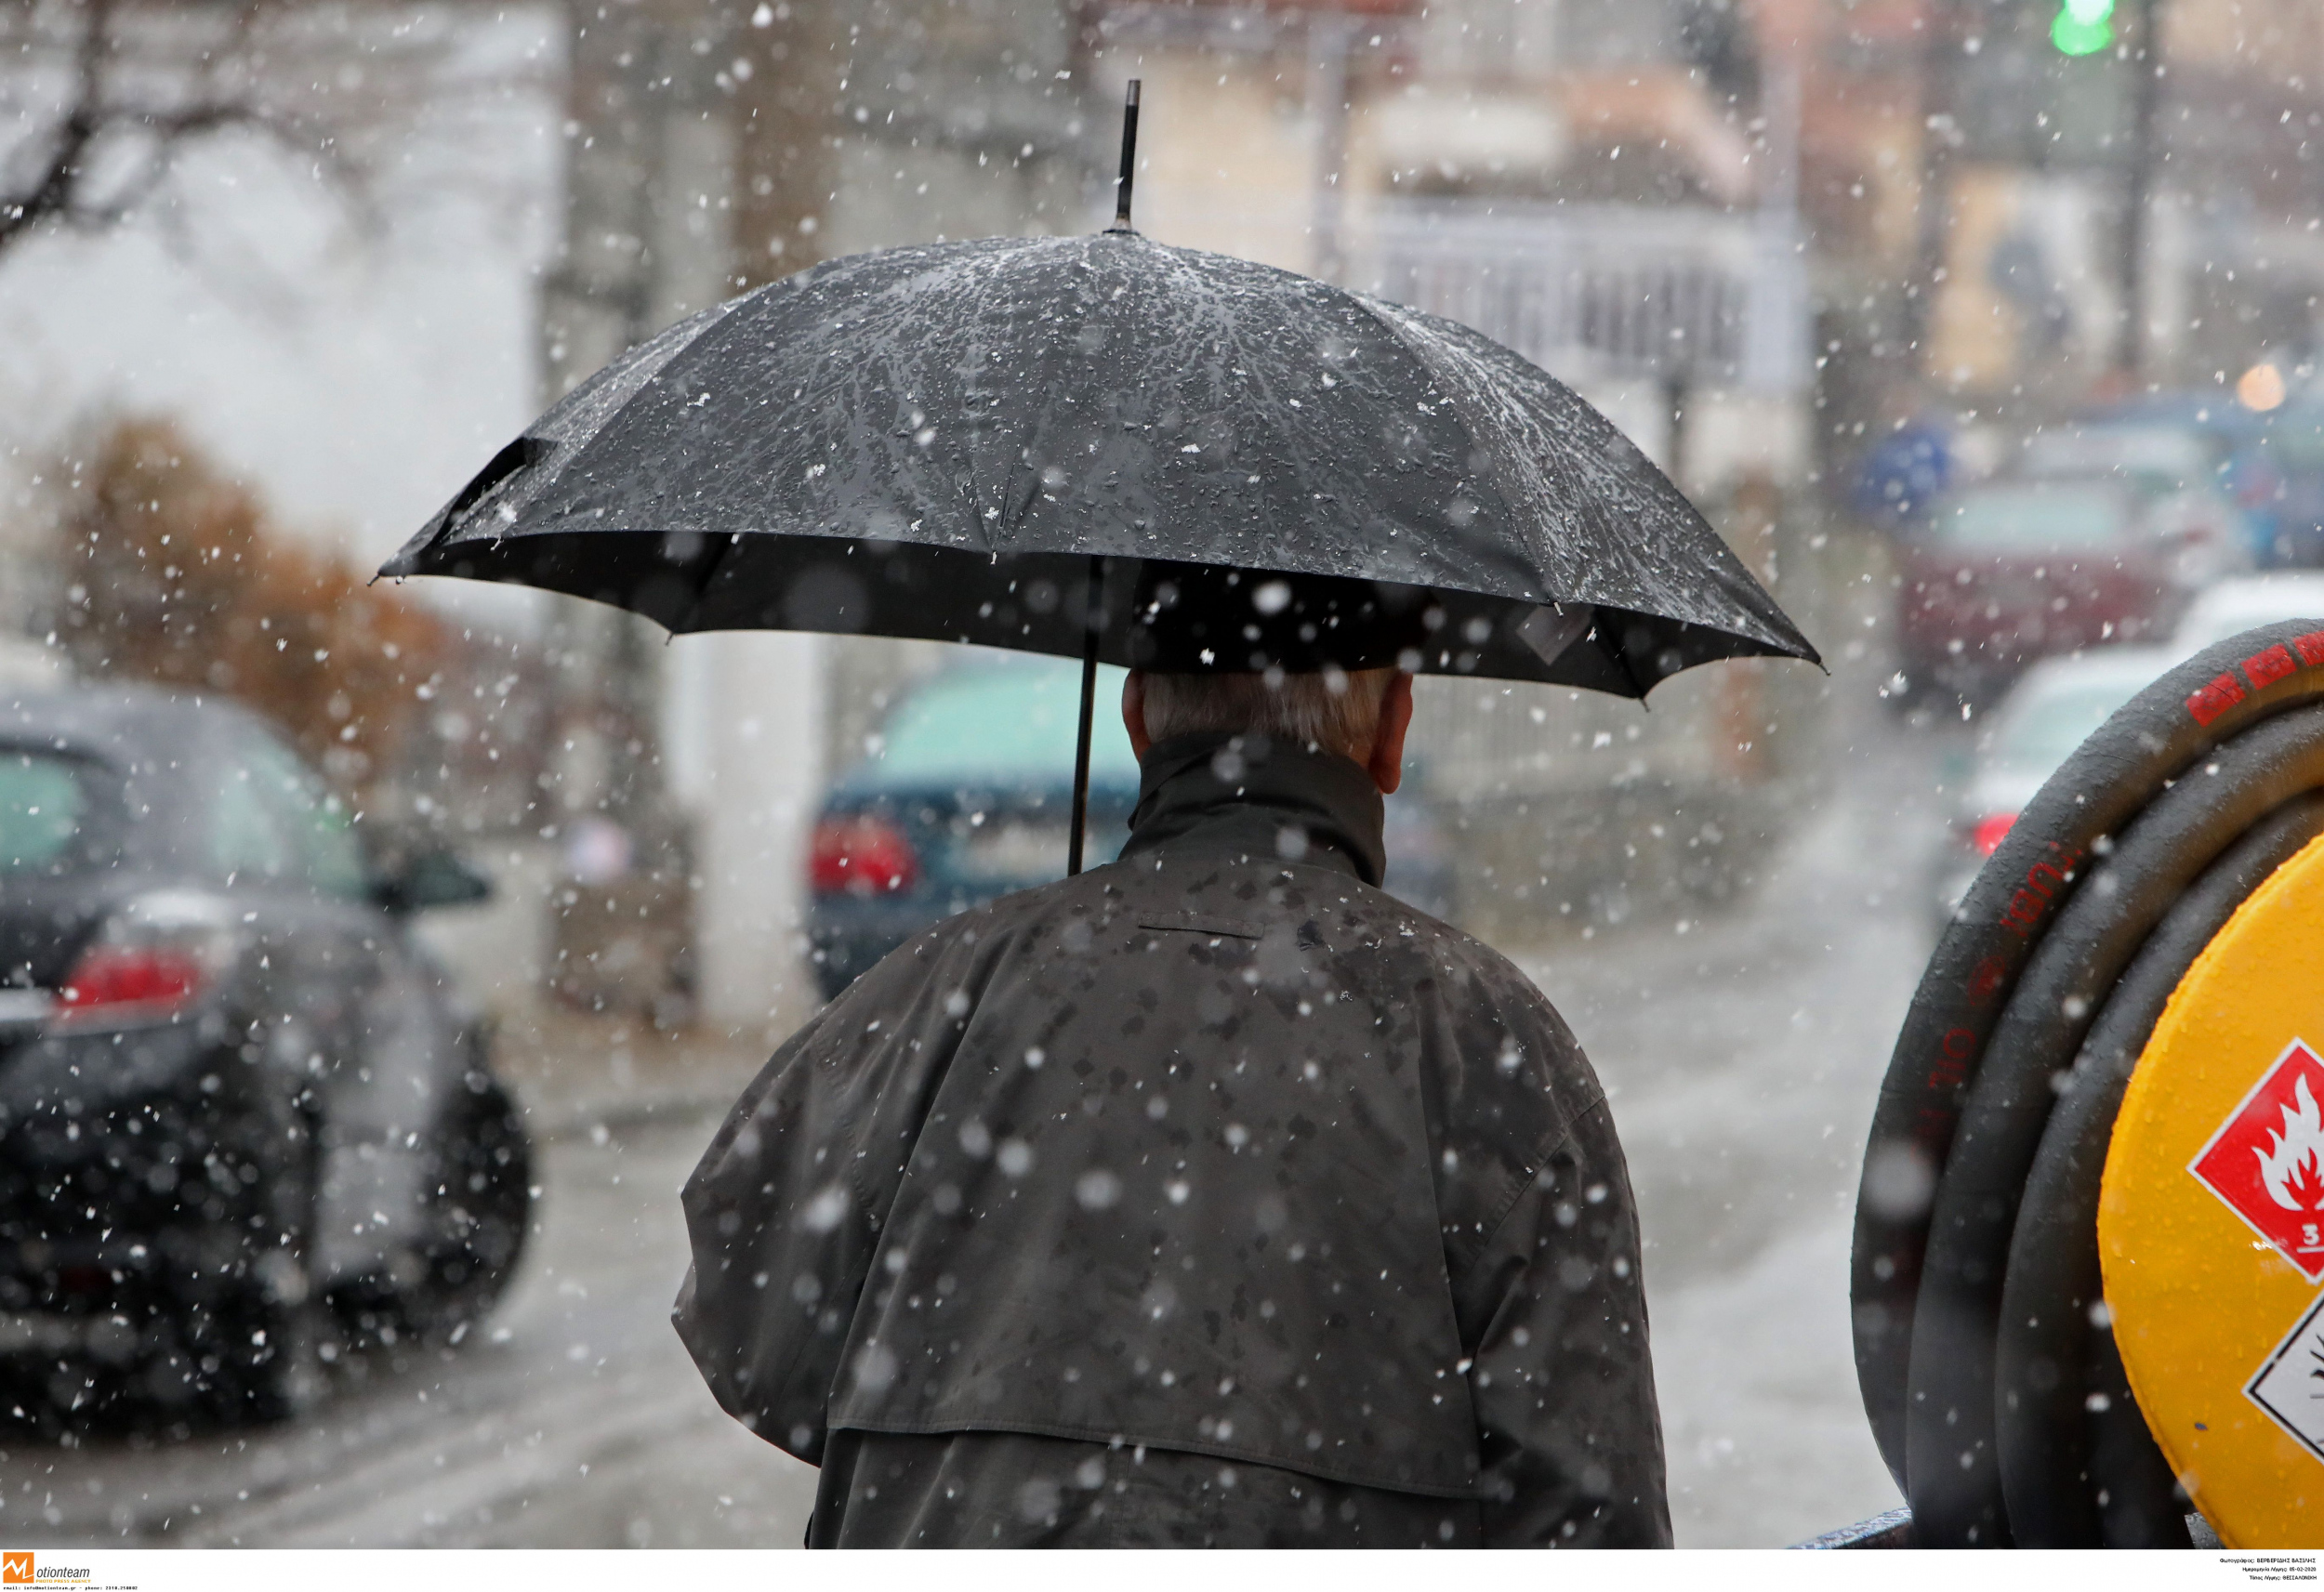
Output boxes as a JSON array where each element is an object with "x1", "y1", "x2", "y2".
[{"x1": 804, "y1": 656, "x2": 1454, "y2": 998}]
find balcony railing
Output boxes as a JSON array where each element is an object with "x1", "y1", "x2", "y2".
[{"x1": 1356, "y1": 197, "x2": 1809, "y2": 394}]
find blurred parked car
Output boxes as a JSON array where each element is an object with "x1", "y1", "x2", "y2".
[
  {"x1": 1895, "y1": 480, "x2": 2199, "y2": 705},
  {"x1": 2084, "y1": 392, "x2": 2324, "y2": 564},
  {"x1": 0, "y1": 685, "x2": 529, "y2": 1428},
  {"x1": 807, "y1": 657, "x2": 1457, "y2": 999},
  {"x1": 2167, "y1": 572, "x2": 2324, "y2": 657},
  {"x1": 2017, "y1": 424, "x2": 2251, "y2": 576},
  {"x1": 1930, "y1": 649, "x2": 2175, "y2": 926},
  {"x1": 2017, "y1": 424, "x2": 2215, "y2": 495}
]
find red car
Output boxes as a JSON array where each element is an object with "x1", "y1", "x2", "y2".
[{"x1": 1894, "y1": 480, "x2": 2184, "y2": 705}]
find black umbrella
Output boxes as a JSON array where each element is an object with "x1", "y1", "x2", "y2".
[{"x1": 384, "y1": 86, "x2": 1817, "y2": 871}]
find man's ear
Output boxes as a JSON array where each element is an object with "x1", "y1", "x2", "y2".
[
  {"x1": 1123, "y1": 671, "x2": 1152, "y2": 760},
  {"x1": 1367, "y1": 672, "x2": 1415, "y2": 796}
]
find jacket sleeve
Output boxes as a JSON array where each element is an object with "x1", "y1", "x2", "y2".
[
  {"x1": 670, "y1": 937, "x2": 970, "y2": 1466},
  {"x1": 1454, "y1": 1099, "x2": 1673, "y2": 1547}
]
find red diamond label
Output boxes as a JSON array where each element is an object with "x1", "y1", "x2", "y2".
[{"x1": 2191, "y1": 1039, "x2": 2324, "y2": 1282}]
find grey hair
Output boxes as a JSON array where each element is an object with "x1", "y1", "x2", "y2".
[{"x1": 1138, "y1": 664, "x2": 1396, "y2": 763}]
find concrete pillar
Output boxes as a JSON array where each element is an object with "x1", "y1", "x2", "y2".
[{"x1": 667, "y1": 629, "x2": 827, "y2": 1039}]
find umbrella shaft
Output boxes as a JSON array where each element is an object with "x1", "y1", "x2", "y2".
[{"x1": 1068, "y1": 556, "x2": 1102, "y2": 876}]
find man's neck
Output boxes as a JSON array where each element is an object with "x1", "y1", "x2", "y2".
[{"x1": 1116, "y1": 730, "x2": 1387, "y2": 886}]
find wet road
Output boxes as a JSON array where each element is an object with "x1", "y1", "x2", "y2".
[{"x1": 8, "y1": 693, "x2": 1953, "y2": 1549}]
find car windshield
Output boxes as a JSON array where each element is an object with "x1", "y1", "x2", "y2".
[
  {"x1": 1987, "y1": 678, "x2": 2149, "y2": 778},
  {"x1": 1926, "y1": 485, "x2": 2128, "y2": 551},
  {"x1": 865, "y1": 661, "x2": 1140, "y2": 785},
  {"x1": 0, "y1": 748, "x2": 112, "y2": 876}
]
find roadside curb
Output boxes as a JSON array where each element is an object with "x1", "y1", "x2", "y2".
[
  {"x1": 521, "y1": 1086, "x2": 741, "y2": 1145},
  {"x1": 479, "y1": 1007, "x2": 791, "y2": 1150}
]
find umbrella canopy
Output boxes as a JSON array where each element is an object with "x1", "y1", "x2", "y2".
[{"x1": 381, "y1": 233, "x2": 1816, "y2": 697}]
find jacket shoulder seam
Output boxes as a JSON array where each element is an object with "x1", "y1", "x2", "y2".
[{"x1": 1451, "y1": 1091, "x2": 1609, "y2": 1272}]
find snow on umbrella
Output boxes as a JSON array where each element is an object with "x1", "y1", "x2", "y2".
[{"x1": 381, "y1": 87, "x2": 1817, "y2": 868}]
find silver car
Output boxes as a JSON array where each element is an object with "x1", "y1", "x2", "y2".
[{"x1": 2168, "y1": 573, "x2": 2324, "y2": 657}]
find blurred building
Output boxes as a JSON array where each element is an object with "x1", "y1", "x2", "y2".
[
  {"x1": 1787, "y1": 0, "x2": 2324, "y2": 426},
  {"x1": 2145, "y1": 0, "x2": 2324, "y2": 386}
]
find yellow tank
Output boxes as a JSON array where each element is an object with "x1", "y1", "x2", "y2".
[{"x1": 2103, "y1": 833, "x2": 2324, "y2": 1547}]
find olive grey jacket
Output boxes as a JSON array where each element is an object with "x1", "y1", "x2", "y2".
[{"x1": 675, "y1": 731, "x2": 1670, "y2": 1546}]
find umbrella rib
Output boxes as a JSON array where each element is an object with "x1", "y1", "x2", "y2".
[
  {"x1": 1593, "y1": 612, "x2": 1653, "y2": 701},
  {"x1": 1339, "y1": 290, "x2": 1818, "y2": 668},
  {"x1": 682, "y1": 532, "x2": 746, "y2": 631}
]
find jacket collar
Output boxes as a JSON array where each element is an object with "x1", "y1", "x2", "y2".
[{"x1": 1118, "y1": 730, "x2": 1386, "y2": 887}]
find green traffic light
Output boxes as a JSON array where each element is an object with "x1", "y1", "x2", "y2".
[{"x1": 2053, "y1": 0, "x2": 2115, "y2": 54}]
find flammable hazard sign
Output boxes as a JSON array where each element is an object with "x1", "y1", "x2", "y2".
[{"x1": 2191, "y1": 1039, "x2": 2324, "y2": 1283}]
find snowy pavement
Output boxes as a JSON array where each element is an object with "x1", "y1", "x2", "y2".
[
  {"x1": 7, "y1": 698, "x2": 1955, "y2": 1550},
  {"x1": 1523, "y1": 694, "x2": 1943, "y2": 1546}
]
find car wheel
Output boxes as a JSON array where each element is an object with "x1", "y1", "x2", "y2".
[
  {"x1": 235, "y1": 1259, "x2": 337, "y2": 1424},
  {"x1": 416, "y1": 1072, "x2": 533, "y2": 1341},
  {"x1": 203, "y1": 1092, "x2": 337, "y2": 1425}
]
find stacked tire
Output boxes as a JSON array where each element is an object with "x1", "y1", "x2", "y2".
[{"x1": 1854, "y1": 621, "x2": 2324, "y2": 1547}]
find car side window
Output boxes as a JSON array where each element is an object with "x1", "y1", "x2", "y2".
[
  {"x1": 210, "y1": 760, "x2": 297, "y2": 885},
  {"x1": 264, "y1": 739, "x2": 367, "y2": 901},
  {"x1": 297, "y1": 782, "x2": 368, "y2": 902}
]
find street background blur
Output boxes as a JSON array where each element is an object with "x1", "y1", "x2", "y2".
[{"x1": 6, "y1": 0, "x2": 2324, "y2": 1547}]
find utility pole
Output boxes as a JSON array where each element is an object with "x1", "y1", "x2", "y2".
[
  {"x1": 1307, "y1": 11, "x2": 1355, "y2": 284},
  {"x1": 2118, "y1": 0, "x2": 2162, "y2": 380},
  {"x1": 1905, "y1": 0, "x2": 1964, "y2": 380},
  {"x1": 542, "y1": 0, "x2": 762, "y2": 835},
  {"x1": 533, "y1": 0, "x2": 744, "y2": 1020}
]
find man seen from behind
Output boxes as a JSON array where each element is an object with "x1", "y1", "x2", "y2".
[{"x1": 674, "y1": 663, "x2": 1670, "y2": 1547}]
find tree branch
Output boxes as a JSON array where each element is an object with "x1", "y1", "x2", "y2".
[
  {"x1": 0, "y1": 0, "x2": 114, "y2": 250},
  {"x1": 0, "y1": 0, "x2": 477, "y2": 262}
]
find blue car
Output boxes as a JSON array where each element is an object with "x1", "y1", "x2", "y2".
[{"x1": 805, "y1": 657, "x2": 1455, "y2": 999}]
